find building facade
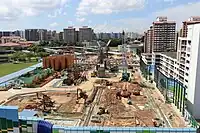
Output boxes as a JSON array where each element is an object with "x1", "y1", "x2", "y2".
[
  {"x1": 38, "y1": 29, "x2": 47, "y2": 41},
  {"x1": 63, "y1": 27, "x2": 76, "y2": 44},
  {"x1": 25, "y1": 29, "x2": 48, "y2": 41},
  {"x1": 25, "y1": 29, "x2": 39, "y2": 41},
  {"x1": 153, "y1": 17, "x2": 176, "y2": 52},
  {"x1": 59, "y1": 32, "x2": 64, "y2": 42},
  {"x1": 79, "y1": 26, "x2": 93, "y2": 42},
  {"x1": 182, "y1": 16, "x2": 200, "y2": 37},
  {"x1": 146, "y1": 26, "x2": 153, "y2": 53},
  {"x1": 178, "y1": 23, "x2": 200, "y2": 119}
]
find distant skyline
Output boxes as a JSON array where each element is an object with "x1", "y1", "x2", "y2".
[{"x1": 0, "y1": 0, "x2": 199, "y2": 33}]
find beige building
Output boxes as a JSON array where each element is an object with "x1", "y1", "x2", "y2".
[
  {"x1": 182, "y1": 16, "x2": 200, "y2": 37},
  {"x1": 79, "y1": 26, "x2": 94, "y2": 42},
  {"x1": 152, "y1": 17, "x2": 176, "y2": 52},
  {"x1": 63, "y1": 27, "x2": 76, "y2": 44}
]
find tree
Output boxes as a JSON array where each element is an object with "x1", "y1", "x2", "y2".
[
  {"x1": 12, "y1": 52, "x2": 25, "y2": 61},
  {"x1": 37, "y1": 52, "x2": 49, "y2": 58},
  {"x1": 109, "y1": 39, "x2": 122, "y2": 47},
  {"x1": 39, "y1": 41, "x2": 49, "y2": 46},
  {"x1": 26, "y1": 52, "x2": 34, "y2": 62},
  {"x1": 28, "y1": 44, "x2": 45, "y2": 53}
]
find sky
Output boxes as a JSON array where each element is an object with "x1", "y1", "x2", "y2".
[{"x1": 0, "y1": 0, "x2": 200, "y2": 33}]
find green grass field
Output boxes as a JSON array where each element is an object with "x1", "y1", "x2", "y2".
[{"x1": 0, "y1": 62, "x2": 37, "y2": 77}]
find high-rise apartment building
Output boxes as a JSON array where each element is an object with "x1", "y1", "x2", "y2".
[
  {"x1": 63, "y1": 27, "x2": 76, "y2": 44},
  {"x1": 14, "y1": 30, "x2": 25, "y2": 39},
  {"x1": 142, "y1": 22, "x2": 200, "y2": 119},
  {"x1": 46, "y1": 30, "x2": 58, "y2": 41},
  {"x1": 58, "y1": 32, "x2": 64, "y2": 42},
  {"x1": 125, "y1": 32, "x2": 142, "y2": 39},
  {"x1": 25, "y1": 29, "x2": 39, "y2": 41},
  {"x1": 25, "y1": 29, "x2": 48, "y2": 41},
  {"x1": 176, "y1": 23, "x2": 200, "y2": 119},
  {"x1": 96, "y1": 32, "x2": 122, "y2": 40},
  {"x1": 181, "y1": 16, "x2": 200, "y2": 37},
  {"x1": 153, "y1": 17, "x2": 176, "y2": 52},
  {"x1": 79, "y1": 26, "x2": 93, "y2": 42},
  {"x1": 144, "y1": 26, "x2": 153, "y2": 53},
  {"x1": 38, "y1": 29, "x2": 47, "y2": 41},
  {"x1": 144, "y1": 32, "x2": 148, "y2": 52}
]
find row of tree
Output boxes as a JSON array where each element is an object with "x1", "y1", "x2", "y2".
[
  {"x1": 39, "y1": 40, "x2": 68, "y2": 47},
  {"x1": 11, "y1": 51, "x2": 49, "y2": 62},
  {"x1": 39, "y1": 39, "x2": 125, "y2": 47}
]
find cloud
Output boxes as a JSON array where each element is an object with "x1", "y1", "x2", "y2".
[
  {"x1": 77, "y1": 17, "x2": 86, "y2": 22},
  {"x1": 0, "y1": 0, "x2": 70, "y2": 20},
  {"x1": 117, "y1": 18, "x2": 150, "y2": 33},
  {"x1": 68, "y1": 21, "x2": 73, "y2": 25},
  {"x1": 76, "y1": 0, "x2": 145, "y2": 18},
  {"x1": 163, "y1": 0, "x2": 176, "y2": 3},
  {"x1": 50, "y1": 22, "x2": 59, "y2": 27},
  {"x1": 93, "y1": 21, "x2": 125, "y2": 33},
  {"x1": 154, "y1": 2, "x2": 200, "y2": 27},
  {"x1": 48, "y1": 8, "x2": 64, "y2": 18},
  {"x1": 117, "y1": 1, "x2": 200, "y2": 33}
]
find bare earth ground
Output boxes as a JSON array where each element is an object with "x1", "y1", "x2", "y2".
[{"x1": 134, "y1": 70, "x2": 186, "y2": 127}]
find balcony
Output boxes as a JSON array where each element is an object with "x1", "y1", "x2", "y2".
[
  {"x1": 170, "y1": 66, "x2": 174, "y2": 70},
  {"x1": 181, "y1": 48, "x2": 186, "y2": 51},
  {"x1": 179, "y1": 71, "x2": 184, "y2": 76},
  {"x1": 179, "y1": 65, "x2": 185, "y2": 70}
]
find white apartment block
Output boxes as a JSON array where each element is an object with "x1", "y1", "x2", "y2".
[
  {"x1": 181, "y1": 24, "x2": 200, "y2": 119},
  {"x1": 141, "y1": 52, "x2": 178, "y2": 80},
  {"x1": 142, "y1": 23, "x2": 200, "y2": 119}
]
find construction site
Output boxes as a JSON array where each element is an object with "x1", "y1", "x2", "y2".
[
  {"x1": 0, "y1": 39, "x2": 188, "y2": 131},
  {"x1": 4, "y1": 69, "x2": 186, "y2": 128}
]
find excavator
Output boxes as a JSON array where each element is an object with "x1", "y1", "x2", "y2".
[
  {"x1": 116, "y1": 88, "x2": 131, "y2": 100},
  {"x1": 97, "y1": 107, "x2": 109, "y2": 115},
  {"x1": 76, "y1": 88, "x2": 88, "y2": 104}
]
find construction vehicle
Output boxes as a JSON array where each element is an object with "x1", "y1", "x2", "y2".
[
  {"x1": 25, "y1": 93, "x2": 55, "y2": 112},
  {"x1": 91, "y1": 115, "x2": 101, "y2": 123},
  {"x1": 116, "y1": 89, "x2": 131, "y2": 100},
  {"x1": 63, "y1": 77, "x2": 74, "y2": 86},
  {"x1": 127, "y1": 98, "x2": 132, "y2": 105},
  {"x1": 121, "y1": 72, "x2": 130, "y2": 81},
  {"x1": 40, "y1": 94, "x2": 55, "y2": 113},
  {"x1": 76, "y1": 88, "x2": 88, "y2": 104},
  {"x1": 97, "y1": 107, "x2": 109, "y2": 115},
  {"x1": 91, "y1": 71, "x2": 97, "y2": 77},
  {"x1": 133, "y1": 88, "x2": 141, "y2": 96}
]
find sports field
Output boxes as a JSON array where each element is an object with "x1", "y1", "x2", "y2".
[{"x1": 0, "y1": 62, "x2": 37, "y2": 77}]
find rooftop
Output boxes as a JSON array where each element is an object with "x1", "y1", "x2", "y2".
[
  {"x1": 0, "y1": 42, "x2": 31, "y2": 47},
  {"x1": 153, "y1": 21, "x2": 176, "y2": 24},
  {"x1": 0, "y1": 43, "x2": 21, "y2": 47}
]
